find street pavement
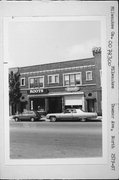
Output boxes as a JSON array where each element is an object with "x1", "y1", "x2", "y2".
[{"x1": 10, "y1": 121, "x2": 102, "y2": 159}]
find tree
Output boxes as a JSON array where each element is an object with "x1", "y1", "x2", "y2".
[{"x1": 9, "y1": 70, "x2": 21, "y2": 115}]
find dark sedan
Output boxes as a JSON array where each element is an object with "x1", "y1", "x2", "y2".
[{"x1": 13, "y1": 110, "x2": 41, "y2": 122}]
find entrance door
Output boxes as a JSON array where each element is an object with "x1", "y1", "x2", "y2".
[
  {"x1": 20, "y1": 102, "x2": 27, "y2": 113},
  {"x1": 87, "y1": 99, "x2": 95, "y2": 112},
  {"x1": 48, "y1": 97, "x2": 62, "y2": 113},
  {"x1": 30, "y1": 98, "x2": 45, "y2": 111}
]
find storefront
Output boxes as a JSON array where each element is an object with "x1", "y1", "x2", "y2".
[
  {"x1": 84, "y1": 92, "x2": 97, "y2": 112},
  {"x1": 10, "y1": 47, "x2": 102, "y2": 115},
  {"x1": 26, "y1": 87, "x2": 85, "y2": 114}
]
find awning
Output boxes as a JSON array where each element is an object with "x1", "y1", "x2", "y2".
[
  {"x1": 28, "y1": 91, "x2": 84, "y2": 98},
  {"x1": 64, "y1": 95, "x2": 83, "y2": 105}
]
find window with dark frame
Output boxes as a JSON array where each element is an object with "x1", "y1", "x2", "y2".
[
  {"x1": 21, "y1": 78, "x2": 25, "y2": 86},
  {"x1": 64, "y1": 73, "x2": 81, "y2": 86},
  {"x1": 48, "y1": 74, "x2": 59, "y2": 84},
  {"x1": 86, "y1": 71, "x2": 92, "y2": 81},
  {"x1": 29, "y1": 77, "x2": 44, "y2": 88}
]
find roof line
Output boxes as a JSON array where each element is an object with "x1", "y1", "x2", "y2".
[{"x1": 9, "y1": 57, "x2": 94, "y2": 70}]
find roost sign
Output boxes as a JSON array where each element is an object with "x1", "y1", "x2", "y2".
[{"x1": 27, "y1": 88, "x2": 49, "y2": 95}]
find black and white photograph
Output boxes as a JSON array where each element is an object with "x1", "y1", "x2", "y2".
[
  {"x1": 0, "y1": 1, "x2": 118, "y2": 179},
  {"x1": 8, "y1": 18, "x2": 102, "y2": 160}
]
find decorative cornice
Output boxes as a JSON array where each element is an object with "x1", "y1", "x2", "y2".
[
  {"x1": 20, "y1": 84, "x2": 96, "y2": 91},
  {"x1": 28, "y1": 91, "x2": 84, "y2": 98},
  {"x1": 20, "y1": 65, "x2": 95, "y2": 76}
]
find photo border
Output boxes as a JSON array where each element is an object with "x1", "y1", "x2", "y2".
[
  {"x1": 4, "y1": 16, "x2": 106, "y2": 165},
  {"x1": 0, "y1": 1, "x2": 118, "y2": 179}
]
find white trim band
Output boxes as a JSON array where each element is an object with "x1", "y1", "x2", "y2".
[
  {"x1": 20, "y1": 65, "x2": 95, "y2": 75},
  {"x1": 28, "y1": 91, "x2": 84, "y2": 98}
]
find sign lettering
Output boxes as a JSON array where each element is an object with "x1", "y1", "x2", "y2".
[
  {"x1": 65, "y1": 86, "x2": 80, "y2": 92},
  {"x1": 27, "y1": 89, "x2": 49, "y2": 95}
]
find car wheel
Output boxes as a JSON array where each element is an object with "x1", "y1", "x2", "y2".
[
  {"x1": 81, "y1": 118, "x2": 86, "y2": 122},
  {"x1": 50, "y1": 116, "x2": 56, "y2": 122},
  {"x1": 30, "y1": 117, "x2": 35, "y2": 122},
  {"x1": 15, "y1": 117, "x2": 19, "y2": 122}
]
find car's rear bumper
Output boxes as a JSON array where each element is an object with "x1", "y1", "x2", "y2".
[{"x1": 87, "y1": 116, "x2": 102, "y2": 121}]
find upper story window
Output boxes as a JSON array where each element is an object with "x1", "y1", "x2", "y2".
[
  {"x1": 20, "y1": 77, "x2": 25, "y2": 86},
  {"x1": 29, "y1": 76, "x2": 44, "y2": 88},
  {"x1": 86, "y1": 71, "x2": 92, "y2": 81},
  {"x1": 48, "y1": 74, "x2": 59, "y2": 84},
  {"x1": 64, "y1": 72, "x2": 82, "y2": 86}
]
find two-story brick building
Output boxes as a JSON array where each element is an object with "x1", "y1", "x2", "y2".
[{"x1": 9, "y1": 47, "x2": 102, "y2": 115}]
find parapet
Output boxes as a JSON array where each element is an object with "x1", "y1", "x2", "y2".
[{"x1": 92, "y1": 47, "x2": 101, "y2": 56}]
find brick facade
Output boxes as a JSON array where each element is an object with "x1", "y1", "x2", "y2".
[{"x1": 10, "y1": 48, "x2": 102, "y2": 115}]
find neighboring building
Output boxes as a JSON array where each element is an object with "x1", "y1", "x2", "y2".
[{"x1": 9, "y1": 47, "x2": 102, "y2": 115}]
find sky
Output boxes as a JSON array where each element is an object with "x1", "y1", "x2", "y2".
[{"x1": 8, "y1": 20, "x2": 101, "y2": 68}]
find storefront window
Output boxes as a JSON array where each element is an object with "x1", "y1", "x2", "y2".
[{"x1": 64, "y1": 73, "x2": 81, "y2": 86}]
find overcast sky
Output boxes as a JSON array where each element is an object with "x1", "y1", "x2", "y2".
[{"x1": 8, "y1": 20, "x2": 101, "y2": 68}]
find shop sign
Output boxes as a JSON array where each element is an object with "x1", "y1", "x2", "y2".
[
  {"x1": 65, "y1": 86, "x2": 80, "y2": 92},
  {"x1": 27, "y1": 88, "x2": 49, "y2": 95}
]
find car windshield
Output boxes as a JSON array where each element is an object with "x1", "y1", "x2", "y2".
[
  {"x1": 71, "y1": 109, "x2": 77, "y2": 113},
  {"x1": 22, "y1": 111, "x2": 28, "y2": 115},
  {"x1": 21, "y1": 111, "x2": 34, "y2": 115},
  {"x1": 28, "y1": 111, "x2": 35, "y2": 114},
  {"x1": 76, "y1": 109, "x2": 84, "y2": 113},
  {"x1": 64, "y1": 108, "x2": 84, "y2": 113},
  {"x1": 64, "y1": 109, "x2": 72, "y2": 113}
]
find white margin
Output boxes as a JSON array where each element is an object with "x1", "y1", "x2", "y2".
[{"x1": 4, "y1": 16, "x2": 106, "y2": 166}]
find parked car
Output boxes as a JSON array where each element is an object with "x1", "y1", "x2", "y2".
[
  {"x1": 46, "y1": 108, "x2": 97, "y2": 122},
  {"x1": 13, "y1": 110, "x2": 41, "y2": 122}
]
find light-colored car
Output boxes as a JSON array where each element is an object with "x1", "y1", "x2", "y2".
[
  {"x1": 46, "y1": 108, "x2": 97, "y2": 122},
  {"x1": 13, "y1": 110, "x2": 41, "y2": 122}
]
